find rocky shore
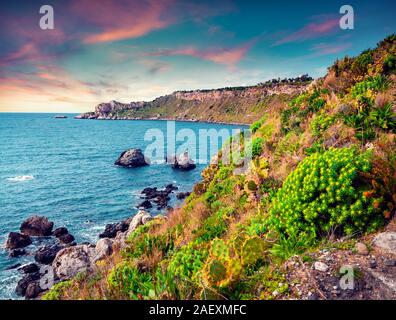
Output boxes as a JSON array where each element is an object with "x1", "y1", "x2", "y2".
[
  {"x1": 2, "y1": 176, "x2": 192, "y2": 300},
  {"x1": 3, "y1": 210, "x2": 156, "y2": 299}
]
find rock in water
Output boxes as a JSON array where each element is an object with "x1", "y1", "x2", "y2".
[
  {"x1": 18, "y1": 263, "x2": 39, "y2": 274},
  {"x1": 169, "y1": 151, "x2": 196, "y2": 171},
  {"x1": 53, "y1": 227, "x2": 68, "y2": 237},
  {"x1": 20, "y1": 215, "x2": 54, "y2": 236},
  {"x1": 35, "y1": 244, "x2": 63, "y2": 265},
  {"x1": 9, "y1": 249, "x2": 27, "y2": 257},
  {"x1": 5, "y1": 232, "x2": 32, "y2": 249},
  {"x1": 58, "y1": 233, "x2": 75, "y2": 244},
  {"x1": 114, "y1": 148, "x2": 149, "y2": 168},
  {"x1": 99, "y1": 220, "x2": 129, "y2": 239},
  {"x1": 15, "y1": 272, "x2": 40, "y2": 296}
]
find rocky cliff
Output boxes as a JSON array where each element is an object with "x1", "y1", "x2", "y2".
[{"x1": 77, "y1": 76, "x2": 312, "y2": 124}]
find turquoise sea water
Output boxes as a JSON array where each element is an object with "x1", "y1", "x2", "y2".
[{"x1": 0, "y1": 113, "x2": 244, "y2": 299}]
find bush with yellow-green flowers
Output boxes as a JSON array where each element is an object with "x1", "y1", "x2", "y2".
[
  {"x1": 310, "y1": 114, "x2": 336, "y2": 136},
  {"x1": 266, "y1": 147, "x2": 384, "y2": 239}
]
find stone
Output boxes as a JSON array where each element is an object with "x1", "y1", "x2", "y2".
[
  {"x1": 127, "y1": 210, "x2": 152, "y2": 237},
  {"x1": 58, "y1": 233, "x2": 75, "y2": 244},
  {"x1": 25, "y1": 282, "x2": 42, "y2": 299},
  {"x1": 314, "y1": 261, "x2": 329, "y2": 272},
  {"x1": 95, "y1": 238, "x2": 113, "y2": 261},
  {"x1": 384, "y1": 259, "x2": 396, "y2": 267},
  {"x1": 138, "y1": 200, "x2": 152, "y2": 209},
  {"x1": 35, "y1": 244, "x2": 63, "y2": 265},
  {"x1": 355, "y1": 242, "x2": 369, "y2": 256},
  {"x1": 9, "y1": 249, "x2": 27, "y2": 257},
  {"x1": 20, "y1": 215, "x2": 54, "y2": 236},
  {"x1": 169, "y1": 152, "x2": 196, "y2": 171},
  {"x1": 176, "y1": 192, "x2": 191, "y2": 200},
  {"x1": 53, "y1": 227, "x2": 68, "y2": 237},
  {"x1": 369, "y1": 259, "x2": 377, "y2": 269},
  {"x1": 15, "y1": 272, "x2": 40, "y2": 296},
  {"x1": 114, "y1": 148, "x2": 149, "y2": 168},
  {"x1": 99, "y1": 220, "x2": 128, "y2": 239},
  {"x1": 373, "y1": 232, "x2": 396, "y2": 254},
  {"x1": 52, "y1": 244, "x2": 96, "y2": 280},
  {"x1": 18, "y1": 263, "x2": 39, "y2": 274},
  {"x1": 5, "y1": 232, "x2": 32, "y2": 249}
]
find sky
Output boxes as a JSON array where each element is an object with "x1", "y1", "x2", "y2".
[{"x1": 0, "y1": 0, "x2": 395, "y2": 113}]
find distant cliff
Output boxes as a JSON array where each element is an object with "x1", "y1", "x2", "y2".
[{"x1": 77, "y1": 76, "x2": 313, "y2": 124}]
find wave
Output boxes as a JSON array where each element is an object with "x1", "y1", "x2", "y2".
[{"x1": 6, "y1": 175, "x2": 34, "y2": 182}]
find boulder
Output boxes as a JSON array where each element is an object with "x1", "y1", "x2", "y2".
[
  {"x1": 58, "y1": 233, "x2": 75, "y2": 244},
  {"x1": 53, "y1": 227, "x2": 68, "y2": 237},
  {"x1": 15, "y1": 272, "x2": 40, "y2": 296},
  {"x1": 373, "y1": 232, "x2": 396, "y2": 254},
  {"x1": 52, "y1": 245, "x2": 96, "y2": 280},
  {"x1": 35, "y1": 244, "x2": 63, "y2": 265},
  {"x1": 176, "y1": 192, "x2": 191, "y2": 200},
  {"x1": 127, "y1": 210, "x2": 152, "y2": 237},
  {"x1": 95, "y1": 238, "x2": 113, "y2": 261},
  {"x1": 25, "y1": 282, "x2": 43, "y2": 299},
  {"x1": 114, "y1": 148, "x2": 149, "y2": 168},
  {"x1": 9, "y1": 249, "x2": 27, "y2": 258},
  {"x1": 355, "y1": 242, "x2": 369, "y2": 256},
  {"x1": 169, "y1": 152, "x2": 196, "y2": 171},
  {"x1": 18, "y1": 263, "x2": 39, "y2": 274},
  {"x1": 5, "y1": 232, "x2": 32, "y2": 249},
  {"x1": 99, "y1": 220, "x2": 129, "y2": 239},
  {"x1": 20, "y1": 215, "x2": 54, "y2": 236},
  {"x1": 138, "y1": 200, "x2": 152, "y2": 209}
]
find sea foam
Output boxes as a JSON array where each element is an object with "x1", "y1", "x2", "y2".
[{"x1": 6, "y1": 175, "x2": 34, "y2": 182}]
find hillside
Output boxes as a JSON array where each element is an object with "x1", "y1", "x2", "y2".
[
  {"x1": 47, "y1": 35, "x2": 396, "y2": 300},
  {"x1": 77, "y1": 76, "x2": 312, "y2": 124}
]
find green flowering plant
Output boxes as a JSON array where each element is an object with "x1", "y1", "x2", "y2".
[{"x1": 267, "y1": 147, "x2": 384, "y2": 239}]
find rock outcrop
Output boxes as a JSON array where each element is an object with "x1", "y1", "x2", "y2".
[
  {"x1": 52, "y1": 245, "x2": 96, "y2": 280},
  {"x1": 169, "y1": 152, "x2": 196, "y2": 171},
  {"x1": 20, "y1": 216, "x2": 53, "y2": 236},
  {"x1": 5, "y1": 232, "x2": 32, "y2": 249},
  {"x1": 114, "y1": 149, "x2": 149, "y2": 168}
]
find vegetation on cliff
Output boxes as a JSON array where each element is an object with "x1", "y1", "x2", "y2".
[{"x1": 46, "y1": 35, "x2": 396, "y2": 300}]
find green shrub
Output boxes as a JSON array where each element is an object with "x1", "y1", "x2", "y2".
[
  {"x1": 351, "y1": 51, "x2": 373, "y2": 74},
  {"x1": 267, "y1": 147, "x2": 383, "y2": 238},
  {"x1": 383, "y1": 54, "x2": 396, "y2": 74},
  {"x1": 351, "y1": 75, "x2": 391, "y2": 98},
  {"x1": 168, "y1": 242, "x2": 208, "y2": 280},
  {"x1": 251, "y1": 137, "x2": 264, "y2": 158},
  {"x1": 107, "y1": 263, "x2": 155, "y2": 299},
  {"x1": 369, "y1": 103, "x2": 396, "y2": 131},
  {"x1": 311, "y1": 114, "x2": 336, "y2": 136},
  {"x1": 270, "y1": 233, "x2": 315, "y2": 260},
  {"x1": 42, "y1": 281, "x2": 72, "y2": 300},
  {"x1": 250, "y1": 116, "x2": 267, "y2": 133}
]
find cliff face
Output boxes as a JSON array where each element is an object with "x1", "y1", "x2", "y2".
[{"x1": 78, "y1": 81, "x2": 311, "y2": 124}]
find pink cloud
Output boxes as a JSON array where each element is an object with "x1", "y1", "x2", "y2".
[
  {"x1": 274, "y1": 18, "x2": 339, "y2": 46},
  {"x1": 311, "y1": 42, "x2": 351, "y2": 55},
  {"x1": 147, "y1": 39, "x2": 256, "y2": 67}
]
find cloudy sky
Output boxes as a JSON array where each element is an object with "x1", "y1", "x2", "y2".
[{"x1": 0, "y1": 0, "x2": 395, "y2": 112}]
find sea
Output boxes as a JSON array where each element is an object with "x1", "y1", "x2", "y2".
[{"x1": 0, "y1": 113, "x2": 245, "y2": 299}]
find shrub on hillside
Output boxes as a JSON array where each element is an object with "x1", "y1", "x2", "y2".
[{"x1": 267, "y1": 147, "x2": 384, "y2": 239}]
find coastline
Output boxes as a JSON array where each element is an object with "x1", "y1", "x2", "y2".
[{"x1": 74, "y1": 116, "x2": 251, "y2": 126}]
